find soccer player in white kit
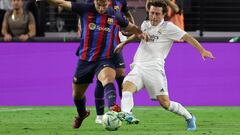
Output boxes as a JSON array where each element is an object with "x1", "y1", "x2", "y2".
[{"x1": 114, "y1": 0, "x2": 215, "y2": 131}]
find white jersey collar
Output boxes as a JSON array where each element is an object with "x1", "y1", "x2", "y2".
[{"x1": 150, "y1": 19, "x2": 164, "y2": 28}]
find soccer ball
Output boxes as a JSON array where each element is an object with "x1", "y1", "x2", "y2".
[{"x1": 102, "y1": 111, "x2": 122, "y2": 131}]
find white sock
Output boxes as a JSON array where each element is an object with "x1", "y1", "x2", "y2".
[
  {"x1": 121, "y1": 91, "x2": 134, "y2": 113},
  {"x1": 168, "y1": 101, "x2": 192, "y2": 120},
  {"x1": 96, "y1": 115, "x2": 103, "y2": 119}
]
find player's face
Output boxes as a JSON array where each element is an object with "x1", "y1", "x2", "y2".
[
  {"x1": 94, "y1": 0, "x2": 110, "y2": 14},
  {"x1": 149, "y1": 6, "x2": 165, "y2": 26},
  {"x1": 11, "y1": 0, "x2": 24, "y2": 10}
]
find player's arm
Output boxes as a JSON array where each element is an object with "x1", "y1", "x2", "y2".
[
  {"x1": 115, "y1": 11, "x2": 149, "y2": 41},
  {"x1": 145, "y1": 0, "x2": 149, "y2": 12},
  {"x1": 124, "y1": 11, "x2": 135, "y2": 24},
  {"x1": 46, "y1": 0, "x2": 72, "y2": 10},
  {"x1": 164, "y1": 0, "x2": 179, "y2": 13},
  {"x1": 122, "y1": 0, "x2": 135, "y2": 24},
  {"x1": 182, "y1": 34, "x2": 215, "y2": 60},
  {"x1": 114, "y1": 34, "x2": 136, "y2": 53}
]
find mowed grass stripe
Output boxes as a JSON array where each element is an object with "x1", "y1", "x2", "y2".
[{"x1": 0, "y1": 106, "x2": 240, "y2": 135}]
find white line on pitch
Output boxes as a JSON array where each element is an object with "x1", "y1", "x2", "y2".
[{"x1": 0, "y1": 108, "x2": 34, "y2": 112}]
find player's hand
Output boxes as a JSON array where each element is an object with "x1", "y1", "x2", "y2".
[
  {"x1": 3, "y1": 34, "x2": 12, "y2": 42},
  {"x1": 18, "y1": 34, "x2": 29, "y2": 42},
  {"x1": 201, "y1": 50, "x2": 215, "y2": 60},
  {"x1": 114, "y1": 42, "x2": 125, "y2": 53},
  {"x1": 138, "y1": 32, "x2": 150, "y2": 42}
]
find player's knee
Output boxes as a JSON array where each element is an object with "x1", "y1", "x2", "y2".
[
  {"x1": 159, "y1": 100, "x2": 170, "y2": 110},
  {"x1": 101, "y1": 77, "x2": 115, "y2": 86},
  {"x1": 72, "y1": 90, "x2": 85, "y2": 99},
  {"x1": 160, "y1": 102, "x2": 170, "y2": 110},
  {"x1": 122, "y1": 81, "x2": 136, "y2": 93},
  {"x1": 98, "y1": 72, "x2": 116, "y2": 85}
]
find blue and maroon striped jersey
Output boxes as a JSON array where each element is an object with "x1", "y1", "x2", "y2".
[{"x1": 71, "y1": 2, "x2": 129, "y2": 61}]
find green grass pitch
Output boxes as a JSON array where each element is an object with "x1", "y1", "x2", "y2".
[{"x1": 0, "y1": 106, "x2": 240, "y2": 135}]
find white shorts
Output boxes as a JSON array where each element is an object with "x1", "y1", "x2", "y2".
[{"x1": 123, "y1": 65, "x2": 168, "y2": 100}]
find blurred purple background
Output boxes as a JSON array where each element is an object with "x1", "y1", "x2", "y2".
[{"x1": 0, "y1": 42, "x2": 240, "y2": 106}]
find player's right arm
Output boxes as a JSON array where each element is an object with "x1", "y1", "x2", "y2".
[
  {"x1": 114, "y1": 34, "x2": 136, "y2": 53},
  {"x1": 46, "y1": 0, "x2": 72, "y2": 10},
  {"x1": 182, "y1": 34, "x2": 215, "y2": 60}
]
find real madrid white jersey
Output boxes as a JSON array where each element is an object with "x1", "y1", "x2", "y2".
[{"x1": 132, "y1": 20, "x2": 186, "y2": 68}]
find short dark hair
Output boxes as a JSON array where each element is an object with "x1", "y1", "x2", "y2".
[{"x1": 147, "y1": 0, "x2": 168, "y2": 15}]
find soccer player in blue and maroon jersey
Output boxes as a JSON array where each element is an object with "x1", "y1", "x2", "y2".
[
  {"x1": 85, "y1": 0, "x2": 135, "y2": 124},
  {"x1": 46, "y1": 0, "x2": 147, "y2": 129}
]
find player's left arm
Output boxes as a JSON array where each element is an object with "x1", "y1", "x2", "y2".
[
  {"x1": 120, "y1": 0, "x2": 135, "y2": 36},
  {"x1": 115, "y1": 11, "x2": 138, "y2": 34},
  {"x1": 182, "y1": 34, "x2": 215, "y2": 60},
  {"x1": 122, "y1": 0, "x2": 135, "y2": 24}
]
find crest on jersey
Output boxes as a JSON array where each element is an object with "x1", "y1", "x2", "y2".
[
  {"x1": 158, "y1": 29, "x2": 166, "y2": 34},
  {"x1": 107, "y1": 18, "x2": 113, "y2": 25},
  {"x1": 88, "y1": 16, "x2": 94, "y2": 19},
  {"x1": 89, "y1": 23, "x2": 96, "y2": 30},
  {"x1": 114, "y1": 6, "x2": 120, "y2": 11}
]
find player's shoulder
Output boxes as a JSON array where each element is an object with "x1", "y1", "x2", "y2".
[
  {"x1": 162, "y1": 21, "x2": 179, "y2": 30},
  {"x1": 161, "y1": 21, "x2": 186, "y2": 35}
]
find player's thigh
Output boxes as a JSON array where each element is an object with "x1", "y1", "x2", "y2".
[
  {"x1": 143, "y1": 69, "x2": 169, "y2": 100},
  {"x1": 98, "y1": 67, "x2": 116, "y2": 81},
  {"x1": 123, "y1": 66, "x2": 144, "y2": 93},
  {"x1": 96, "y1": 59, "x2": 116, "y2": 84}
]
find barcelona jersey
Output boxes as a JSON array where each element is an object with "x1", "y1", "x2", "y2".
[{"x1": 72, "y1": 2, "x2": 129, "y2": 61}]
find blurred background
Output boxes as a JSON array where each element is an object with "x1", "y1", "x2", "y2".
[
  {"x1": 1, "y1": 0, "x2": 240, "y2": 40},
  {"x1": 44, "y1": 0, "x2": 240, "y2": 39}
]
